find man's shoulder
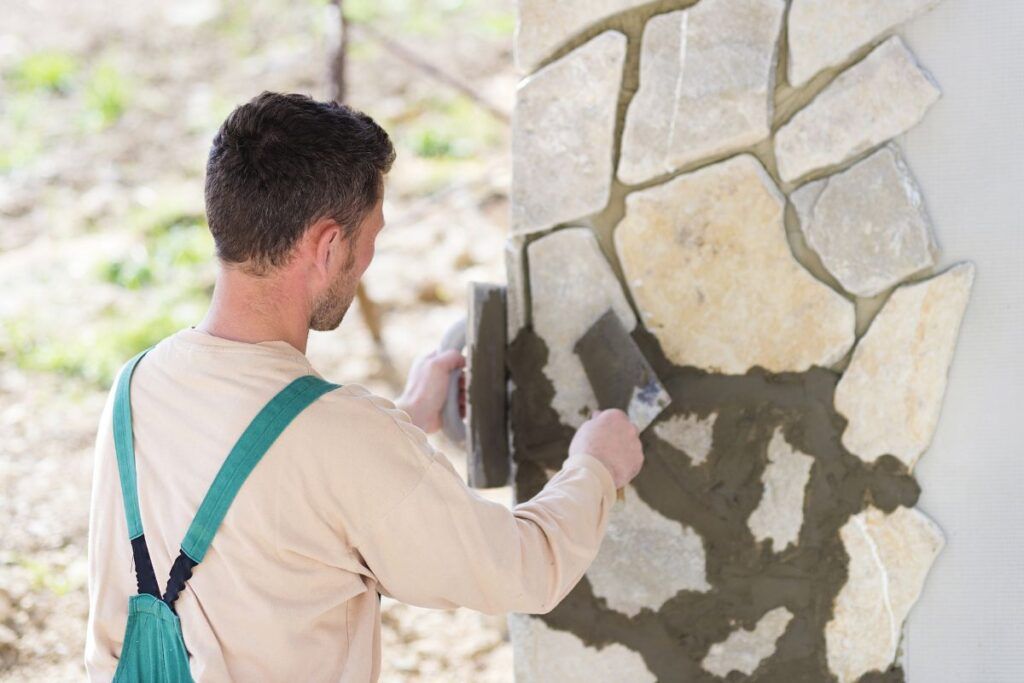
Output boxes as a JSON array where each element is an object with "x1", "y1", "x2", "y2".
[{"x1": 294, "y1": 382, "x2": 437, "y2": 463}]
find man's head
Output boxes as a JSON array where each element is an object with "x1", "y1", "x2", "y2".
[{"x1": 204, "y1": 92, "x2": 396, "y2": 330}]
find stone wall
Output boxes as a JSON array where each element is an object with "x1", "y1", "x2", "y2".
[{"x1": 504, "y1": 1, "x2": 973, "y2": 681}]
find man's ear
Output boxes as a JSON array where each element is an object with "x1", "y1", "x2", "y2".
[{"x1": 310, "y1": 217, "x2": 342, "y2": 279}]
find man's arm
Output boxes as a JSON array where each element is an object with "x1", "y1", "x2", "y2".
[{"x1": 352, "y1": 428, "x2": 617, "y2": 615}]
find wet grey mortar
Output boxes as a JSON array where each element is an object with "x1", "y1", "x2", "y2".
[{"x1": 507, "y1": 325, "x2": 917, "y2": 683}]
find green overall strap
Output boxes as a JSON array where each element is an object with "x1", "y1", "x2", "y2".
[
  {"x1": 112, "y1": 347, "x2": 162, "y2": 598},
  {"x1": 179, "y1": 374, "x2": 341, "y2": 563}
]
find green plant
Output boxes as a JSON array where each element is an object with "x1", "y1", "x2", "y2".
[{"x1": 7, "y1": 51, "x2": 79, "y2": 93}]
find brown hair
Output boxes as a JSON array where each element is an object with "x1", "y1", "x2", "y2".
[{"x1": 204, "y1": 92, "x2": 396, "y2": 275}]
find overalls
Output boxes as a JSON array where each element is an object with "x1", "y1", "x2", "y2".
[{"x1": 108, "y1": 347, "x2": 345, "y2": 681}]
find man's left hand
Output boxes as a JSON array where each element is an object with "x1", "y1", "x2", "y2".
[{"x1": 395, "y1": 349, "x2": 466, "y2": 434}]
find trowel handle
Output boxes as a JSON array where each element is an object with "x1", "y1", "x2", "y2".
[{"x1": 438, "y1": 317, "x2": 467, "y2": 447}]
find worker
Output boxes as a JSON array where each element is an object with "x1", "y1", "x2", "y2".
[{"x1": 85, "y1": 91, "x2": 644, "y2": 682}]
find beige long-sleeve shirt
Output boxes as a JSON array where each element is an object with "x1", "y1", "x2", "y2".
[{"x1": 85, "y1": 327, "x2": 616, "y2": 682}]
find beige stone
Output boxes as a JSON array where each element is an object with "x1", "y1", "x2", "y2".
[
  {"x1": 788, "y1": 0, "x2": 943, "y2": 87},
  {"x1": 747, "y1": 427, "x2": 815, "y2": 553},
  {"x1": 826, "y1": 506, "x2": 944, "y2": 683},
  {"x1": 504, "y1": 236, "x2": 529, "y2": 340},
  {"x1": 507, "y1": 613, "x2": 657, "y2": 683},
  {"x1": 652, "y1": 412, "x2": 717, "y2": 466},
  {"x1": 512, "y1": 31, "x2": 626, "y2": 235},
  {"x1": 775, "y1": 37, "x2": 941, "y2": 183},
  {"x1": 702, "y1": 606, "x2": 794, "y2": 677},
  {"x1": 587, "y1": 485, "x2": 710, "y2": 618},
  {"x1": 792, "y1": 145, "x2": 938, "y2": 298},
  {"x1": 529, "y1": 228, "x2": 637, "y2": 427},
  {"x1": 617, "y1": 0, "x2": 785, "y2": 184},
  {"x1": 614, "y1": 154, "x2": 855, "y2": 374},
  {"x1": 835, "y1": 263, "x2": 974, "y2": 468},
  {"x1": 515, "y1": 0, "x2": 649, "y2": 73}
]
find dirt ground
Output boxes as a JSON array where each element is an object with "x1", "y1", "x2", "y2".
[{"x1": 0, "y1": 0, "x2": 518, "y2": 679}]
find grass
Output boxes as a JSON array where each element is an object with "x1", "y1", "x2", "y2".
[
  {"x1": 2, "y1": 211, "x2": 215, "y2": 387},
  {"x1": 7, "y1": 51, "x2": 79, "y2": 94}
]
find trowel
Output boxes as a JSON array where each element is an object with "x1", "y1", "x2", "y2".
[
  {"x1": 438, "y1": 285, "x2": 670, "y2": 504},
  {"x1": 573, "y1": 308, "x2": 672, "y2": 501}
]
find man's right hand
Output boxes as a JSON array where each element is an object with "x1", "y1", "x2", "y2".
[{"x1": 569, "y1": 409, "x2": 644, "y2": 489}]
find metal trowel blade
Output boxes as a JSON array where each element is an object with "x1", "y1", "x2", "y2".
[{"x1": 574, "y1": 308, "x2": 671, "y2": 433}]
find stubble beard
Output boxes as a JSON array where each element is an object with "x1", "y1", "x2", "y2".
[{"x1": 309, "y1": 253, "x2": 359, "y2": 332}]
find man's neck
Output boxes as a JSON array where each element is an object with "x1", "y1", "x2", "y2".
[{"x1": 195, "y1": 266, "x2": 312, "y2": 355}]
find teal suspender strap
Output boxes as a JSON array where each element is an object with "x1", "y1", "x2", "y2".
[
  {"x1": 113, "y1": 347, "x2": 155, "y2": 542},
  {"x1": 112, "y1": 349, "x2": 341, "y2": 611},
  {"x1": 179, "y1": 374, "x2": 341, "y2": 563}
]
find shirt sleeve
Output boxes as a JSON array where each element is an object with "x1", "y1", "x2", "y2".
[{"x1": 351, "y1": 418, "x2": 618, "y2": 616}]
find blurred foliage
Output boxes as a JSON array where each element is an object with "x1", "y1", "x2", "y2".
[
  {"x1": 343, "y1": 0, "x2": 513, "y2": 37},
  {"x1": 0, "y1": 93, "x2": 45, "y2": 171},
  {"x1": 8, "y1": 51, "x2": 79, "y2": 94},
  {"x1": 3, "y1": 210, "x2": 215, "y2": 386},
  {"x1": 400, "y1": 94, "x2": 502, "y2": 159},
  {"x1": 82, "y1": 61, "x2": 131, "y2": 130}
]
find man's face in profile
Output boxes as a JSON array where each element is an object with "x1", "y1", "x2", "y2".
[{"x1": 309, "y1": 196, "x2": 385, "y2": 332}]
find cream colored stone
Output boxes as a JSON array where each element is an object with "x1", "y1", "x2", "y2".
[
  {"x1": 515, "y1": 0, "x2": 649, "y2": 73},
  {"x1": 653, "y1": 412, "x2": 717, "y2": 466},
  {"x1": 775, "y1": 37, "x2": 940, "y2": 183},
  {"x1": 747, "y1": 427, "x2": 815, "y2": 553},
  {"x1": 504, "y1": 236, "x2": 528, "y2": 340},
  {"x1": 507, "y1": 613, "x2": 657, "y2": 683},
  {"x1": 614, "y1": 154, "x2": 855, "y2": 374},
  {"x1": 587, "y1": 485, "x2": 710, "y2": 618},
  {"x1": 788, "y1": 0, "x2": 943, "y2": 87},
  {"x1": 826, "y1": 506, "x2": 944, "y2": 683},
  {"x1": 617, "y1": 0, "x2": 784, "y2": 184},
  {"x1": 792, "y1": 145, "x2": 938, "y2": 297},
  {"x1": 512, "y1": 31, "x2": 626, "y2": 235},
  {"x1": 529, "y1": 227, "x2": 637, "y2": 428},
  {"x1": 835, "y1": 263, "x2": 974, "y2": 468},
  {"x1": 702, "y1": 606, "x2": 794, "y2": 677}
]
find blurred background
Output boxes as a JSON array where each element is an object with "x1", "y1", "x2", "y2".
[{"x1": 0, "y1": 0, "x2": 518, "y2": 679}]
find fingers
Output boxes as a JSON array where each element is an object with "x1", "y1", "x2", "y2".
[{"x1": 432, "y1": 348, "x2": 466, "y2": 371}]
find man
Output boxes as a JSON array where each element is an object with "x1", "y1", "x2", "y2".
[{"x1": 86, "y1": 92, "x2": 644, "y2": 682}]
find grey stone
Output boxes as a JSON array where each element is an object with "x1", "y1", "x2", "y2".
[
  {"x1": 528, "y1": 227, "x2": 637, "y2": 428},
  {"x1": 835, "y1": 263, "x2": 975, "y2": 469},
  {"x1": 788, "y1": 0, "x2": 943, "y2": 87},
  {"x1": 775, "y1": 37, "x2": 941, "y2": 183},
  {"x1": 614, "y1": 154, "x2": 855, "y2": 374},
  {"x1": 652, "y1": 412, "x2": 717, "y2": 466},
  {"x1": 512, "y1": 31, "x2": 626, "y2": 235},
  {"x1": 504, "y1": 236, "x2": 529, "y2": 340},
  {"x1": 587, "y1": 485, "x2": 710, "y2": 618},
  {"x1": 618, "y1": 0, "x2": 784, "y2": 185},
  {"x1": 826, "y1": 506, "x2": 944, "y2": 683},
  {"x1": 515, "y1": 0, "x2": 649, "y2": 73},
  {"x1": 792, "y1": 145, "x2": 938, "y2": 297},
  {"x1": 702, "y1": 606, "x2": 794, "y2": 677},
  {"x1": 747, "y1": 427, "x2": 815, "y2": 553},
  {"x1": 507, "y1": 612, "x2": 657, "y2": 683}
]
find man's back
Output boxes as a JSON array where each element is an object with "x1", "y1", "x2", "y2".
[{"x1": 86, "y1": 326, "x2": 618, "y2": 682}]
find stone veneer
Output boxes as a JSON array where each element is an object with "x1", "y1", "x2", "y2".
[{"x1": 507, "y1": 0, "x2": 972, "y2": 681}]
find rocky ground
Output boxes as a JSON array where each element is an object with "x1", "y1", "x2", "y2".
[{"x1": 0, "y1": 0, "x2": 517, "y2": 679}]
